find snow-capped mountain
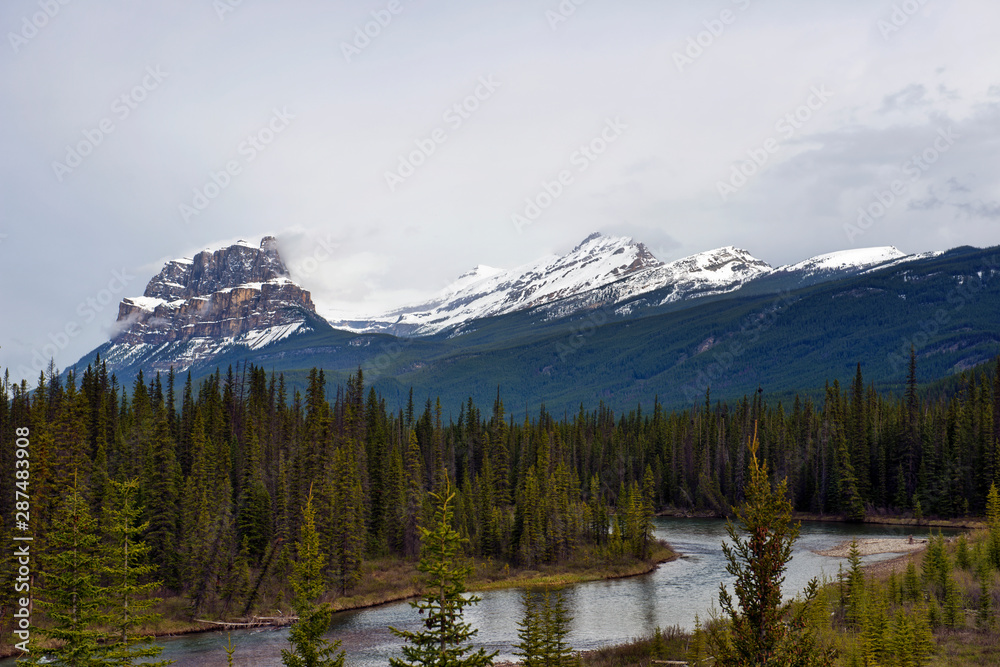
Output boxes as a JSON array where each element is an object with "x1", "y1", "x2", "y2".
[
  {"x1": 83, "y1": 233, "x2": 937, "y2": 379},
  {"x1": 100, "y1": 237, "x2": 320, "y2": 374},
  {"x1": 326, "y1": 232, "x2": 662, "y2": 335},
  {"x1": 776, "y1": 246, "x2": 905, "y2": 275},
  {"x1": 324, "y1": 235, "x2": 931, "y2": 337}
]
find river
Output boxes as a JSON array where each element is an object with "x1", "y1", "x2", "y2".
[{"x1": 6, "y1": 518, "x2": 959, "y2": 665}]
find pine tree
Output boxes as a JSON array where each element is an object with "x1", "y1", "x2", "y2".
[
  {"x1": 282, "y1": 489, "x2": 345, "y2": 667},
  {"x1": 403, "y1": 430, "x2": 425, "y2": 558},
  {"x1": 142, "y1": 404, "x2": 181, "y2": 588},
  {"x1": 390, "y1": 477, "x2": 497, "y2": 667},
  {"x1": 710, "y1": 426, "x2": 836, "y2": 667},
  {"x1": 329, "y1": 446, "x2": 365, "y2": 595},
  {"x1": 639, "y1": 465, "x2": 656, "y2": 559},
  {"x1": 101, "y1": 478, "x2": 172, "y2": 666},
  {"x1": 977, "y1": 560, "x2": 993, "y2": 629},
  {"x1": 844, "y1": 539, "x2": 865, "y2": 627},
  {"x1": 514, "y1": 590, "x2": 545, "y2": 667},
  {"x1": 514, "y1": 588, "x2": 577, "y2": 667},
  {"x1": 236, "y1": 426, "x2": 273, "y2": 561},
  {"x1": 33, "y1": 472, "x2": 110, "y2": 667},
  {"x1": 987, "y1": 483, "x2": 1000, "y2": 569},
  {"x1": 540, "y1": 589, "x2": 576, "y2": 666}
]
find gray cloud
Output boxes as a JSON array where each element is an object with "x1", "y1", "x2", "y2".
[
  {"x1": 880, "y1": 84, "x2": 928, "y2": 113},
  {"x1": 2, "y1": 1, "x2": 1000, "y2": 382}
]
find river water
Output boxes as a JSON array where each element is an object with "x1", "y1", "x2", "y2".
[{"x1": 7, "y1": 519, "x2": 958, "y2": 665}]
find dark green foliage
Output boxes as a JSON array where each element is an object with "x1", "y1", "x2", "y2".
[
  {"x1": 102, "y1": 478, "x2": 172, "y2": 666},
  {"x1": 85, "y1": 245, "x2": 1000, "y2": 417},
  {"x1": 845, "y1": 539, "x2": 865, "y2": 627},
  {"x1": 7, "y1": 341, "x2": 1000, "y2": 658},
  {"x1": 711, "y1": 428, "x2": 836, "y2": 667},
  {"x1": 328, "y1": 446, "x2": 365, "y2": 595},
  {"x1": 282, "y1": 490, "x2": 345, "y2": 667},
  {"x1": 390, "y1": 479, "x2": 497, "y2": 667},
  {"x1": 514, "y1": 588, "x2": 577, "y2": 667},
  {"x1": 33, "y1": 473, "x2": 109, "y2": 666}
]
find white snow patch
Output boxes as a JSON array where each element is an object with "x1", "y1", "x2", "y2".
[
  {"x1": 776, "y1": 247, "x2": 906, "y2": 274},
  {"x1": 123, "y1": 296, "x2": 166, "y2": 312}
]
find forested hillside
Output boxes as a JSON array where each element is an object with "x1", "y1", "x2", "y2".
[{"x1": 1, "y1": 353, "x2": 999, "y2": 649}]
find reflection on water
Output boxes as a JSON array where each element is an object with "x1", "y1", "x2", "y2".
[{"x1": 3, "y1": 519, "x2": 958, "y2": 666}]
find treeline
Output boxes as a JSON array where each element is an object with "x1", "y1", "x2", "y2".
[
  {"x1": 0, "y1": 358, "x2": 658, "y2": 632},
  {"x1": 0, "y1": 352, "x2": 998, "y2": 629}
]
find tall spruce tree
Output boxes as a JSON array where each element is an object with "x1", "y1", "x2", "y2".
[
  {"x1": 390, "y1": 477, "x2": 497, "y2": 667},
  {"x1": 32, "y1": 472, "x2": 110, "y2": 667},
  {"x1": 514, "y1": 587, "x2": 577, "y2": 667},
  {"x1": 102, "y1": 478, "x2": 172, "y2": 666},
  {"x1": 710, "y1": 426, "x2": 836, "y2": 667},
  {"x1": 282, "y1": 489, "x2": 345, "y2": 667},
  {"x1": 329, "y1": 445, "x2": 365, "y2": 595}
]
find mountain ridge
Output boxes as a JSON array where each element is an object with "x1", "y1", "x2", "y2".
[
  {"x1": 101, "y1": 236, "x2": 323, "y2": 375},
  {"x1": 323, "y1": 233, "x2": 927, "y2": 336}
]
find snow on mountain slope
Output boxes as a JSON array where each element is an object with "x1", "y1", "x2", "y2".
[
  {"x1": 102, "y1": 237, "x2": 318, "y2": 373},
  {"x1": 534, "y1": 245, "x2": 774, "y2": 321},
  {"x1": 775, "y1": 246, "x2": 907, "y2": 276},
  {"x1": 324, "y1": 236, "x2": 931, "y2": 337},
  {"x1": 325, "y1": 233, "x2": 662, "y2": 335},
  {"x1": 860, "y1": 250, "x2": 943, "y2": 274},
  {"x1": 325, "y1": 236, "x2": 776, "y2": 335}
]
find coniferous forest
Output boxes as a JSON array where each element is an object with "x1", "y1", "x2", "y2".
[{"x1": 2, "y1": 352, "x2": 1000, "y2": 664}]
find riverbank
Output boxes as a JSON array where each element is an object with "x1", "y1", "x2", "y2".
[
  {"x1": 658, "y1": 506, "x2": 985, "y2": 531},
  {"x1": 9, "y1": 542, "x2": 678, "y2": 660},
  {"x1": 172, "y1": 542, "x2": 675, "y2": 635},
  {"x1": 815, "y1": 536, "x2": 928, "y2": 558}
]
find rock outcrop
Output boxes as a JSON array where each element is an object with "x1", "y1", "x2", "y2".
[{"x1": 107, "y1": 237, "x2": 317, "y2": 371}]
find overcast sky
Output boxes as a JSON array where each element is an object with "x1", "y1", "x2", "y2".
[{"x1": 2, "y1": 0, "x2": 999, "y2": 384}]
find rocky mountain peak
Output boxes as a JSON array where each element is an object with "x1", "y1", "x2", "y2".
[
  {"x1": 143, "y1": 236, "x2": 291, "y2": 302},
  {"x1": 107, "y1": 237, "x2": 318, "y2": 372}
]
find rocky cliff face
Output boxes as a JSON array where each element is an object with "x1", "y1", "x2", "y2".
[{"x1": 106, "y1": 237, "x2": 318, "y2": 372}]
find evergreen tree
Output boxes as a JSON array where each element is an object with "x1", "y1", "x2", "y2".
[
  {"x1": 390, "y1": 478, "x2": 497, "y2": 667},
  {"x1": 236, "y1": 426, "x2": 273, "y2": 561},
  {"x1": 844, "y1": 539, "x2": 865, "y2": 628},
  {"x1": 514, "y1": 590, "x2": 545, "y2": 667},
  {"x1": 282, "y1": 490, "x2": 345, "y2": 667},
  {"x1": 540, "y1": 589, "x2": 576, "y2": 666},
  {"x1": 33, "y1": 473, "x2": 110, "y2": 667},
  {"x1": 710, "y1": 426, "x2": 835, "y2": 666},
  {"x1": 329, "y1": 446, "x2": 365, "y2": 595},
  {"x1": 513, "y1": 588, "x2": 577, "y2": 667},
  {"x1": 101, "y1": 478, "x2": 172, "y2": 666},
  {"x1": 639, "y1": 465, "x2": 656, "y2": 559},
  {"x1": 142, "y1": 404, "x2": 181, "y2": 588}
]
